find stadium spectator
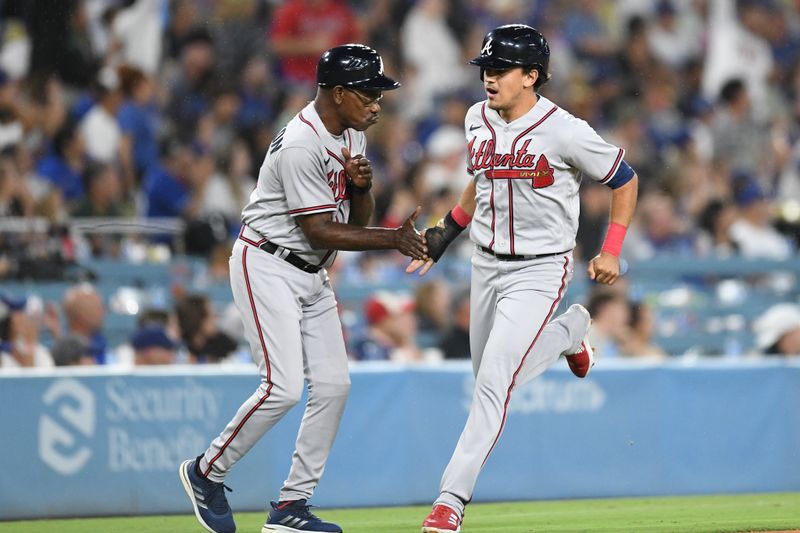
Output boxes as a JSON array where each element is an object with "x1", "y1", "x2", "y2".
[
  {"x1": 753, "y1": 303, "x2": 800, "y2": 356},
  {"x1": 418, "y1": 125, "x2": 469, "y2": 196},
  {"x1": 235, "y1": 55, "x2": 276, "y2": 143},
  {"x1": 164, "y1": 0, "x2": 202, "y2": 61},
  {"x1": 71, "y1": 162, "x2": 124, "y2": 218},
  {"x1": 197, "y1": 85, "x2": 242, "y2": 156},
  {"x1": 0, "y1": 294, "x2": 53, "y2": 368},
  {"x1": 210, "y1": 0, "x2": 267, "y2": 80},
  {"x1": 35, "y1": 118, "x2": 87, "y2": 202},
  {"x1": 106, "y1": 0, "x2": 163, "y2": 76},
  {"x1": 620, "y1": 301, "x2": 667, "y2": 359},
  {"x1": 175, "y1": 293, "x2": 237, "y2": 364},
  {"x1": 728, "y1": 177, "x2": 793, "y2": 260},
  {"x1": 697, "y1": 199, "x2": 738, "y2": 257},
  {"x1": 586, "y1": 289, "x2": 632, "y2": 359},
  {"x1": 27, "y1": 0, "x2": 97, "y2": 88},
  {"x1": 626, "y1": 191, "x2": 697, "y2": 259},
  {"x1": 0, "y1": 70, "x2": 24, "y2": 152},
  {"x1": 142, "y1": 140, "x2": 208, "y2": 220},
  {"x1": 703, "y1": 0, "x2": 774, "y2": 120},
  {"x1": 563, "y1": 0, "x2": 618, "y2": 62},
  {"x1": 710, "y1": 78, "x2": 770, "y2": 179},
  {"x1": 269, "y1": 0, "x2": 360, "y2": 88},
  {"x1": 646, "y1": 0, "x2": 703, "y2": 70},
  {"x1": 51, "y1": 333, "x2": 95, "y2": 366},
  {"x1": 166, "y1": 28, "x2": 217, "y2": 140},
  {"x1": 118, "y1": 64, "x2": 159, "y2": 187},
  {"x1": 201, "y1": 139, "x2": 254, "y2": 233},
  {"x1": 351, "y1": 291, "x2": 421, "y2": 362},
  {"x1": 399, "y1": 0, "x2": 470, "y2": 119},
  {"x1": 0, "y1": 151, "x2": 34, "y2": 217},
  {"x1": 131, "y1": 325, "x2": 178, "y2": 365},
  {"x1": 79, "y1": 67, "x2": 124, "y2": 167},
  {"x1": 414, "y1": 280, "x2": 451, "y2": 345},
  {"x1": 63, "y1": 283, "x2": 108, "y2": 364}
]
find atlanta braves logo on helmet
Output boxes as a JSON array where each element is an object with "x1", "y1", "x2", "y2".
[{"x1": 481, "y1": 38, "x2": 493, "y2": 56}]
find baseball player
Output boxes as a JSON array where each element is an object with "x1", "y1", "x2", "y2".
[
  {"x1": 179, "y1": 44, "x2": 426, "y2": 533},
  {"x1": 408, "y1": 25, "x2": 639, "y2": 532}
]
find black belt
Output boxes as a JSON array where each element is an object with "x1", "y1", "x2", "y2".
[
  {"x1": 479, "y1": 245, "x2": 568, "y2": 261},
  {"x1": 259, "y1": 241, "x2": 322, "y2": 273}
]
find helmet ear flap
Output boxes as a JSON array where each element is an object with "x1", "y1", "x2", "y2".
[{"x1": 479, "y1": 68, "x2": 485, "y2": 81}]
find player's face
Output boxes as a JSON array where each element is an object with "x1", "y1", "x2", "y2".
[
  {"x1": 482, "y1": 67, "x2": 536, "y2": 112},
  {"x1": 342, "y1": 88, "x2": 384, "y2": 131}
]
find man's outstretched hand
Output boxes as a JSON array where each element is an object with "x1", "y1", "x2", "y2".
[{"x1": 394, "y1": 206, "x2": 428, "y2": 261}]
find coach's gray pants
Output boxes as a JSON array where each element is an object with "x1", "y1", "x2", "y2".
[
  {"x1": 436, "y1": 250, "x2": 583, "y2": 516},
  {"x1": 199, "y1": 240, "x2": 350, "y2": 502}
]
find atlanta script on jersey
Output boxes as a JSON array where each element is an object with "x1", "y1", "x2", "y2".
[{"x1": 464, "y1": 95, "x2": 633, "y2": 256}]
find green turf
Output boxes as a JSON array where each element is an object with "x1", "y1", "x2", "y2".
[{"x1": 2, "y1": 493, "x2": 799, "y2": 533}]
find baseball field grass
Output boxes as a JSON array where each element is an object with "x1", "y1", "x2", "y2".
[{"x1": 1, "y1": 492, "x2": 798, "y2": 532}]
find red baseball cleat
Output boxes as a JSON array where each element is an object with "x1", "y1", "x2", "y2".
[
  {"x1": 563, "y1": 304, "x2": 594, "y2": 378},
  {"x1": 565, "y1": 339, "x2": 594, "y2": 378},
  {"x1": 421, "y1": 505, "x2": 462, "y2": 533}
]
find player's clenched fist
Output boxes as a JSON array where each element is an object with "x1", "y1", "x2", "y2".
[
  {"x1": 588, "y1": 252, "x2": 621, "y2": 285},
  {"x1": 342, "y1": 146, "x2": 372, "y2": 191},
  {"x1": 393, "y1": 206, "x2": 428, "y2": 261}
]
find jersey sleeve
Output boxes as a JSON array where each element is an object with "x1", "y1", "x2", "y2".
[
  {"x1": 279, "y1": 147, "x2": 337, "y2": 217},
  {"x1": 563, "y1": 119, "x2": 634, "y2": 188}
]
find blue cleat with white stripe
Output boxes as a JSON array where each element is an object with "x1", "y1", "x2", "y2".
[
  {"x1": 179, "y1": 456, "x2": 236, "y2": 533},
  {"x1": 262, "y1": 499, "x2": 342, "y2": 532}
]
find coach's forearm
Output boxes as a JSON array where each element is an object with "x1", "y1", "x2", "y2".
[
  {"x1": 298, "y1": 213, "x2": 398, "y2": 251},
  {"x1": 348, "y1": 189, "x2": 374, "y2": 226},
  {"x1": 308, "y1": 223, "x2": 402, "y2": 251}
]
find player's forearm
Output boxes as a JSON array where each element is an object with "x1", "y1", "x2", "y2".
[
  {"x1": 457, "y1": 179, "x2": 477, "y2": 217},
  {"x1": 348, "y1": 190, "x2": 374, "y2": 226},
  {"x1": 608, "y1": 174, "x2": 638, "y2": 227}
]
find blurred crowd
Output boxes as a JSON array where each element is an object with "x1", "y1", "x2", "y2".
[{"x1": 1, "y1": 0, "x2": 800, "y2": 368}]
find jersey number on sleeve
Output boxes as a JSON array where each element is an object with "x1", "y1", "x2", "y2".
[{"x1": 269, "y1": 127, "x2": 287, "y2": 155}]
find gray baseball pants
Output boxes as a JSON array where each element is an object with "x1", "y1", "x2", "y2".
[
  {"x1": 435, "y1": 248, "x2": 583, "y2": 515},
  {"x1": 198, "y1": 239, "x2": 350, "y2": 502}
]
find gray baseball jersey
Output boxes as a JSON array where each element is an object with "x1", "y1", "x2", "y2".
[
  {"x1": 242, "y1": 101, "x2": 366, "y2": 267},
  {"x1": 432, "y1": 95, "x2": 634, "y2": 517},
  {"x1": 465, "y1": 95, "x2": 626, "y2": 255}
]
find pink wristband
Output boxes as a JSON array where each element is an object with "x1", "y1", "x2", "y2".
[
  {"x1": 450, "y1": 204, "x2": 472, "y2": 228},
  {"x1": 601, "y1": 222, "x2": 627, "y2": 257}
]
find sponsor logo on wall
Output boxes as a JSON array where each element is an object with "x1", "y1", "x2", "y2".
[
  {"x1": 39, "y1": 378, "x2": 96, "y2": 475},
  {"x1": 39, "y1": 377, "x2": 221, "y2": 474}
]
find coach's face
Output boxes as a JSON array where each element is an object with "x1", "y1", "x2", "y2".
[
  {"x1": 483, "y1": 67, "x2": 537, "y2": 111},
  {"x1": 335, "y1": 86, "x2": 384, "y2": 131}
]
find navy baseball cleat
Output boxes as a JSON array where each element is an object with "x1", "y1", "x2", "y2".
[
  {"x1": 262, "y1": 499, "x2": 342, "y2": 532},
  {"x1": 179, "y1": 456, "x2": 236, "y2": 533}
]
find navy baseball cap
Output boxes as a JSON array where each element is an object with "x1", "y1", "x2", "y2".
[{"x1": 131, "y1": 326, "x2": 178, "y2": 350}]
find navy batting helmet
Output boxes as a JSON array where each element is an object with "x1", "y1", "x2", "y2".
[
  {"x1": 317, "y1": 44, "x2": 400, "y2": 90},
  {"x1": 469, "y1": 24, "x2": 550, "y2": 88}
]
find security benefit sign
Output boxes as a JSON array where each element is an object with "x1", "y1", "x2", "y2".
[{"x1": 0, "y1": 372, "x2": 233, "y2": 519}]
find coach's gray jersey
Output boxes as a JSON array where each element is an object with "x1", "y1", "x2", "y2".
[
  {"x1": 465, "y1": 95, "x2": 625, "y2": 256},
  {"x1": 242, "y1": 102, "x2": 366, "y2": 267}
]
